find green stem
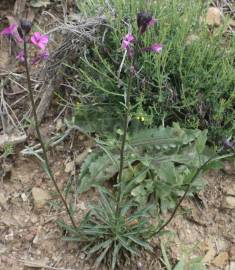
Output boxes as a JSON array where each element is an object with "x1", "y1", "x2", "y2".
[
  {"x1": 115, "y1": 65, "x2": 133, "y2": 219},
  {"x1": 115, "y1": 32, "x2": 140, "y2": 220},
  {"x1": 23, "y1": 34, "x2": 77, "y2": 229},
  {"x1": 150, "y1": 151, "x2": 234, "y2": 237}
]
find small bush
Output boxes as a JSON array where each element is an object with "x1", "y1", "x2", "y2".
[{"x1": 72, "y1": 0, "x2": 235, "y2": 142}]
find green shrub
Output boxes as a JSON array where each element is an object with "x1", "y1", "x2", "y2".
[{"x1": 72, "y1": 0, "x2": 235, "y2": 142}]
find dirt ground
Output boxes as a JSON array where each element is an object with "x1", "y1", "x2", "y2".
[
  {"x1": 0, "y1": 1, "x2": 235, "y2": 269},
  {"x1": 0, "y1": 152, "x2": 235, "y2": 270}
]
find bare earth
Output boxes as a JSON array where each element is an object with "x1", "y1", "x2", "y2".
[{"x1": 0, "y1": 151, "x2": 235, "y2": 269}]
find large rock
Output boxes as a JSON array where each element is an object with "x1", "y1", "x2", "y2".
[
  {"x1": 32, "y1": 187, "x2": 51, "y2": 209},
  {"x1": 206, "y1": 7, "x2": 221, "y2": 27}
]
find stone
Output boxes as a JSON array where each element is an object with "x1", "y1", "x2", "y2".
[
  {"x1": 203, "y1": 241, "x2": 216, "y2": 263},
  {"x1": 21, "y1": 193, "x2": 27, "y2": 202},
  {"x1": 32, "y1": 226, "x2": 42, "y2": 245},
  {"x1": 230, "y1": 245, "x2": 235, "y2": 261},
  {"x1": 226, "y1": 262, "x2": 235, "y2": 270},
  {"x1": 0, "y1": 192, "x2": 7, "y2": 207},
  {"x1": 30, "y1": 214, "x2": 38, "y2": 224},
  {"x1": 215, "y1": 238, "x2": 229, "y2": 252},
  {"x1": 229, "y1": 19, "x2": 235, "y2": 28},
  {"x1": 79, "y1": 252, "x2": 85, "y2": 260},
  {"x1": 212, "y1": 252, "x2": 229, "y2": 268},
  {"x1": 223, "y1": 161, "x2": 235, "y2": 175},
  {"x1": 223, "y1": 182, "x2": 235, "y2": 196},
  {"x1": 56, "y1": 119, "x2": 64, "y2": 131},
  {"x1": 206, "y1": 7, "x2": 221, "y2": 27},
  {"x1": 230, "y1": 262, "x2": 235, "y2": 270},
  {"x1": 0, "y1": 243, "x2": 7, "y2": 255},
  {"x1": 4, "y1": 229, "x2": 14, "y2": 242},
  {"x1": 222, "y1": 196, "x2": 235, "y2": 209},
  {"x1": 77, "y1": 201, "x2": 86, "y2": 211},
  {"x1": 32, "y1": 187, "x2": 51, "y2": 209},
  {"x1": 64, "y1": 161, "x2": 75, "y2": 174}
]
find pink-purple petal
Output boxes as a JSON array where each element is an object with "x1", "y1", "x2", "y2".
[
  {"x1": 0, "y1": 24, "x2": 17, "y2": 36},
  {"x1": 16, "y1": 50, "x2": 25, "y2": 62},
  {"x1": 148, "y1": 18, "x2": 157, "y2": 27},
  {"x1": 31, "y1": 32, "x2": 49, "y2": 49},
  {"x1": 121, "y1": 34, "x2": 135, "y2": 49},
  {"x1": 31, "y1": 49, "x2": 49, "y2": 65},
  {"x1": 142, "y1": 43, "x2": 163, "y2": 53},
  {"x1": 151, "y1": 43, "x2": 163, "y2": 53}
]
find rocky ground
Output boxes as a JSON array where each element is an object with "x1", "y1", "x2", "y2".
[
  {"x1": 0, "y1": 150, "x2": 235, "y2": 269},
  {"x1": 0, "y1": 1, "x2": 235, "y2": 269}
]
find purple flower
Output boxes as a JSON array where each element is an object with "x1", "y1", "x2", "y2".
[
  {"x1": 143, "y1": 43, "x2": 163, "y2": 53},
  {"x1": 0, "y1": 24, "x2": 17, "y2": 36},
  {"x1": 40, "y1": 49, "x2": 49, "y2": 60},
  {"x1": 0, "y1": 23, "x2": 23, "y2": 44},
  {"x1": 31, "y1": 49, "x2": 49, "y2": 65},
  {"x1": 121, "y1": 34, "x2": 135, "y2": 49},
  {"x1": 137, "y1": 12, "x2": 157, "y2": 34},
  {"x1": 148, "y1": 18, "x2": 157, "y2": 27},
  {"x1": 16, "y1": 50, "x2": 25, "y2": 62},
  {"x1": 149, "y1": 43, "x2": 163, "y2": 53},
  {"x1": 31, "y1": 32, "x2": 49, "y2": 50}
]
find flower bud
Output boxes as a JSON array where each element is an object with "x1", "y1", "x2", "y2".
[
  {"x1": 137, "y1": 12, "x2": 156, "y2": 34},
  {"x1": 19, "y1": 19, "x2": 32, "y2": 37}
]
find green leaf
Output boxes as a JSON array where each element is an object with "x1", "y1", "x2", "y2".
[
  {"x1": 78, "y1": 152, "x2": 119, "y2": 193},
  {"x1": 158, "y1": 162, "x2": 176, "y2": 184},
  {"x1": 112, "y1": 243, "x2": 122, "y2": 270},
  {"x1": 195, "y1": 130, "x2": 208, "y2": 154},
  {"x1": 87, "y1": 239, "x2": 113, "y2": 256},
  {"x1": 127, "y1": 235, "x2": 153, "y2": 251},
  {"x1": 160, "y1": 242, "x2": 172, "y2": 270},
  {"x1": 94, "y1": 244, "x2": 111, "y2": 268},
  {"x1": 129, "y1": 125, "x2": 201, "y2": 150},
  {"x1": 173, "y1": 259, "x2": 185, "y2": 270},
  {"x1": 131, "y1": 186, "x2": 147, "y2": 206},
  {"x1": 117, "y1": 236, "x2": 139, "y2": 256}
]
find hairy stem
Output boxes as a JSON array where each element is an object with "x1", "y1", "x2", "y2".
[{"x1": 23, "y1": 34, "x2": 77, "y2": 228}]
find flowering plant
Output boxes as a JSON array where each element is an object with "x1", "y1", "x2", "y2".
[
  {"x1": 121, "y1": 12, "x2": 163, "y2": 57},
  {"x1": 0, "y1": 21, "x2": 49, "y2": 64}
]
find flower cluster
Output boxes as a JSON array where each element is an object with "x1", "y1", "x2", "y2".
[
  {"x1": 121, "y1": 12, "x2": 163, "y2": 56},
  {"x1": 0, "y1": 22, "x2": 49, "y2": 64}
]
